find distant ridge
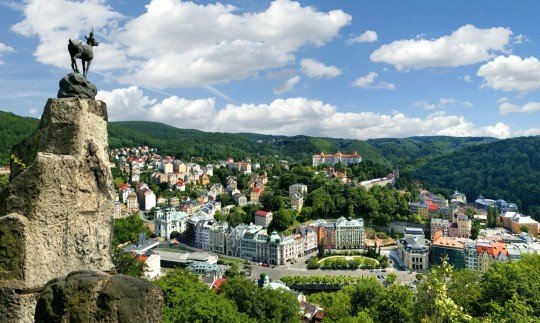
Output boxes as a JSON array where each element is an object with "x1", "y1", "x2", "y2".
[{"x1": 0, "y1": 110, "x2": 497, "y2": 166}]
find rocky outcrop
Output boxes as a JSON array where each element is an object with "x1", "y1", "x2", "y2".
[
  {"x1": 0, "y1": 98, "x2": 115, "y2": 322},
  {"x1": 35, "y1": 271, "x2": 163, "y2": 323},
  {"x1": 57, "y1": 73, "x2": 97, "y2": 99}
]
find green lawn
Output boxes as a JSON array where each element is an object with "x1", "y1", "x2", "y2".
[{"x1": 318, "y1": 255, "x2": 379, "y2": 266}]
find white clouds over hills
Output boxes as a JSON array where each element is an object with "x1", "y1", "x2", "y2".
[
  {"x1": 499, "y1": 101, "x2": 540, "y2": 115},
  {"x1": 371, "y1": 25, "x2": 512, "y2": 70},
  {"x1": 97, "y1": 86, "x2": 514, "y2": 139}
]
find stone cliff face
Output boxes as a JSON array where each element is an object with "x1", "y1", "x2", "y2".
[
  {"x1": 35, "y1": 271, "x2": 162, "y2": 323},
  {"x1": 0, "y1": 96, "x2": 120, "y2": 322}
]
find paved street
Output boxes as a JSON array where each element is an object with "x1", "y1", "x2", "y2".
[{"x1": 249, "y1": 250, "x2": 418, "y2": 284}]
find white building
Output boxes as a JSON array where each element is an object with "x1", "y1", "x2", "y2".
[
  {"x1": 137, "y1": 186, "x2": 156, "y2": 211},
  {"x1": 289, "y1": 184, "x2": 308, "y2": 199},
  {"x1": 255, "y1": 211, "x2": 273, "y2": 228},
  {"x1": 154, "y1": 207, "x2": 188, "y2": 239},
  {"x1": 226, "y1": 224, "x2": 251, "y2": 257},
  {"x1": 312, "y1": 151, "x2": 362, "y2": 166},
  {"x1": 209, "y1": 222, "x2": 229, "y2": 254},
  {"x1": 334, "y1": 217, "x2": 365, "y2": 249},
  {"x1": 291, "y1": 192, "x2": 304, "y2": 212},
  {"x1": 359, "y1": 172, "x2": 396, "y2": 190},
  {"x1": 398, "y1": 228, "x2": 430, "y2": 270}
]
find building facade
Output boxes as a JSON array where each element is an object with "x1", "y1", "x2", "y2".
[
  {"x1": 154, "y1": 207, "x2": 188, "y2": 239},
  {"x1": 398, "y1": 228, "x2": 430, "y2": 270},
  {"x1": 312, "y1": 151, "x2": 362, "y2": 166},
  {"x1": 255, "y1": 211, "x2": 273, "y2": 228}
]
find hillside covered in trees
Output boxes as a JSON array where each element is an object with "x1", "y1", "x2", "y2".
[
  {"x1": 404, "y1": 136, "x2": 540, "y2": 218},
  {"x1": 0, "y1": 111, "x2": 494, "y2": 166},
  {"x1": 0, "y1": 111, "x2": 39, "y2": 165}
]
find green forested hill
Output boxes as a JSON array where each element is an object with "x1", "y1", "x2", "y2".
[
  {"x1": 367, "y1": 136, "x2": 498, "y2": 167},
  {"x1": 0, "y1": 111, "x2": 495, "y2": 166},
  {"x1": 404, "y1": 136, "x2": 540, "y2": 218},
  {"x1": 0, "y1": 111, "x2": 39, "y2": 165}
]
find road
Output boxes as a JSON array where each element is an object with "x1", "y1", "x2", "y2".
[{"x1": 249, "y1": 251, "x2": 418, "y2": 284}]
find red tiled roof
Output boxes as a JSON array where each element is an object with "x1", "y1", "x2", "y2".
[
  {"x1": 212, "y1": 277, "x2": 226, "y2": 289},
  {"x1": 255, "y1": 210, "x2": 271, "y2": 217},
  {"x1": 117, "y1": 183, "x2": 130, "y2": 191},
  {"x1": 135, "y1": 254, "x2": 149, "y2": 263},
  {"x1": 313, "y1": 151, "x2": 362, "y2": 158}
]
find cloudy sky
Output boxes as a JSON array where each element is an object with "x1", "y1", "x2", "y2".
[{"x1": 1, "y1": 0, "x2": 539, "y2": 139}]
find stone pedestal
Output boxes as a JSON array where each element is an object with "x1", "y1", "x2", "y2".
[{"x1": 0, "y1": 98, "x2": 115, "y2": 322}]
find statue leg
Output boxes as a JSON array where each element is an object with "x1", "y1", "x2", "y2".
[
  {"x1": 71, "y1": 57, "x2": 79, "y2": 73},
  {"x1": 85, "y1": 60, "x2": 92, "y2": 78},
  {"x1": 82, "y1": 60, "x2": 86, "y2": 78}
]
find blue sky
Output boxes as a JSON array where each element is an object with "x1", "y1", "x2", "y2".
[{"x1": 1, "y1": 0, "x2": 539, "y2": 139}]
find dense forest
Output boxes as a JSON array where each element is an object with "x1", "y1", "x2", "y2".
[
  {"x1": 404, "y1": 136, "x2": 540, "y2": 218},
  {"x1": 367, "y1": 136, "x2": 497, "y2": 168},
  {"x1": 0, "y1": 111, "x2": 495, "y2": 166},
  {"x1": 0, "y1": 111, "x2": 39, "y2": 165}
]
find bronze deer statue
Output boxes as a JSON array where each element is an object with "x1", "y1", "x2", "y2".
[{"x1": 68, "y1": 28, "x2": 99, "y2": 78}]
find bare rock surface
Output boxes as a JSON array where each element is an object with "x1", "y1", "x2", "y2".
[
  {"x1": 0, "y1": 98, "x2": 115, "y2": 322},
  {"x1": 58, "y1": 73, "x2": 97, "y2": 100},
  {"x1": 34, "y1": 270, "x2": 163, "y2": 323}
]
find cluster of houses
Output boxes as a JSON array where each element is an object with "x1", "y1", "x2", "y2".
[
  {"x1": 110, "y1": 147, "x2": 272, "y2": 215},
  {"x1": 399, "y1": 190, "x2": 540, "y2": 273}
]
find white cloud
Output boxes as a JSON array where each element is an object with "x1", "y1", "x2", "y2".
[
  {"x1": 513, "y1": 34, "x2": 529, "y2": 44},
  {"x1": 300, "y1": 58, "x2": 342, "y2": 79},
  {"x1": 413, "y1": 98, "x2": 473, "y2": 110},
  {"x1": 371, "y1": 25, "x2": 512, "y2": 70},
  {"x1": 97, "y1": 86, "x2": 512, "y2": 139},
  {"x1": 514, "y1": 128, "x2": 540, "y2": 136},
  {"x1": 437, "y1": 121, "x2": 511, "y2": 139},
  {"x1": 13, "y1": 0, "x2": 351, "y2": 88},
  {"x1": 96, "y1": 86, "x2": 157, "y2": 121},
  {"x1": 273, "y1": 75, "x2": 300, "y2": 95},
  {"x1": 477, "y1": 55, "x2": 540, "y2": 92},
  {"x1": 352, "y1": 72, "x2": 395, "y2": 90},
  {"x1": 348, "y1": 30, "x2": 377, "y2": 44},
  {"x1": 116, "y1": 0, "x2": 351, "y2": 88},
  {"x1": 148, "y1": 96, "x2": 217, "y2": 129},
  {"x1": 28, "y1": 107, "x2": 38, "y2": 115},
  {"x1": 11, "y1": 0, "x2": 128, "y2": 70},
  {"x1": 462, "y1": 75, "x2": 473, "y2": 83},
  {"x1": 0, "y1": 42, "x2": 14, "y2": 64},
  {"x1": 499, "y1": 101, "x2": 540, "y2": 115}
]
